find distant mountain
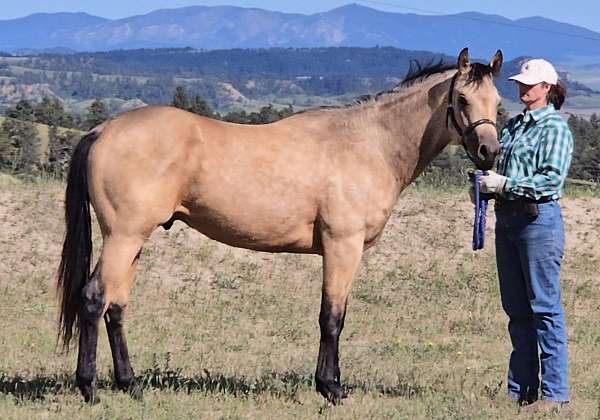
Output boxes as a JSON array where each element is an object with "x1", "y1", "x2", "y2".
[
  {"x1": 13, "y1": 47, "x2": 77, "y2": 56},
  {"x1": 1, "y1": 4, "x2": 599, "y2": 62},
  {"x1": 0, "y1": 12, "x2": 108, "y2": 51}
]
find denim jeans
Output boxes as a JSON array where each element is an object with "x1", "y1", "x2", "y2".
[{"x1": 495, "y1": 200, "x2": 569, "y2": 402}]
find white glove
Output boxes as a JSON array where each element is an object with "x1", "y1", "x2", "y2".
[{"x1": 479, "y1": 171, "x2": 507, "y2": 193}]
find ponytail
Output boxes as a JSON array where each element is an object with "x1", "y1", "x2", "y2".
[{"x1": 547, "y1": 80, "x2": 566, "y2": 110}]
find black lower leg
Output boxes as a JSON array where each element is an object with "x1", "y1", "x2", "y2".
[
  {"x1": 105, "y1": 304, "x2": 142, "y2": 399},
  {"x1": 315, "y1": 300, "x2": 347, "y2": 404},
  {"x1": 76, "y1": 274, "x2": 104, "y2": 404}
]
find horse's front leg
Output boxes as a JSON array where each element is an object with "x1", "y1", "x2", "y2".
[{"x1": 315, "y1": 231, "x2": 364, "y2": 405}]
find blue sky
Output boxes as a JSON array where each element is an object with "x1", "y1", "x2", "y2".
[{"x1": 3, "y1": 0, "x2": 600, "y2": 33}]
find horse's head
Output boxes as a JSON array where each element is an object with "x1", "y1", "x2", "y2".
[{"x1": 447, "y1": 48, "x2": 503, "y2": 170}]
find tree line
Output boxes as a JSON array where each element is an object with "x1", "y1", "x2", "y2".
[
  {"x1": 1, "y1": 90, "x2": 599, "y2": 185},
  {"x1": 0, "y1": 86, "x2": 294, "y2": 178},
  {"x1": 0, "y1": 97, "x2": 109, "y2": 178},
  {"x1": 170, "y1": 86, "x2": 294, "y2": 123}
]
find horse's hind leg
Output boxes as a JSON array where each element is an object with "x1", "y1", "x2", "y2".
[
  {"x1": 76, "y1": 265, "x2": 104, "y2": 404},
  {"x1": 76, "y1": 234, "x2": 144, "y2": 403},
  {"x1": 315, "y1": 232, "x2": 364, "y2": 405},
  {"x1": 105, "y1": 305, "x2": 141, "y2": 398},
  {"x1": 104, "y1": 238, "x2": 144, "y2": 399}
]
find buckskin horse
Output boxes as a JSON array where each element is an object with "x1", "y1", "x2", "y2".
[{"x1": 57, "y1": 48, "x2": 503, "y2": 404}]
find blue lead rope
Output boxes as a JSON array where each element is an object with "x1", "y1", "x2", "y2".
[{"x1": 472, "y1": 170, "x2": 490, "y2": 251}]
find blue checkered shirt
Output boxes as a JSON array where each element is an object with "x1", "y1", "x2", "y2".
[{"x1": 496, "y1": 104, "x2": 573, "y2": 201}]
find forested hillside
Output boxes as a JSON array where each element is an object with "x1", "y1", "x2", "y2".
[{"x1": 2, "y1": 48, "x2": 598, "y2": 114}]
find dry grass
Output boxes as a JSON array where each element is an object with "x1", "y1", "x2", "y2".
[{"x1": 0, "y1": 175, "x2": 599, "y2": 419}]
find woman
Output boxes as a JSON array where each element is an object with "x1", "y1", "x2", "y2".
[{"x1": 478, "y1": 58, "x2": 573, "y2": 411}]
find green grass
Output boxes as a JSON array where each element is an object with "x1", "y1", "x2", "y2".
[{"x1": 0, "y1": 179, "x2": 598, "y2": 418}]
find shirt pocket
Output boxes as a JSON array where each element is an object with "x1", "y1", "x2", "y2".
[{"x1": 515, "y1": 134, "x2": 538, "y2": 168}]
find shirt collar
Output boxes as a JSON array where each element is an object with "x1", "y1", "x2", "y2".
[{"x1": 521, "y1": 104, "x2": 556, "y2": 123}]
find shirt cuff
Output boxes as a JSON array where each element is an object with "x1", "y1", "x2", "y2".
[{"x1": 503, "y1": 177, "x2": 516, "y2": 192}]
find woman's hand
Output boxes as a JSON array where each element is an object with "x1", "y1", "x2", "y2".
[{"x1": 479, "y1": 171, "x2": 508, "y2": 193}]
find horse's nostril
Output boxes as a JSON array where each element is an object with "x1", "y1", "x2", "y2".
[{"x1": 478, "y1": 144, "x2": 489, "y2": 161}]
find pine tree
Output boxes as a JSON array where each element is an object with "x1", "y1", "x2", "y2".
[
  {"x1": 256, "y1": 104, "x2": 280, "y2": 124},
  {"x1": 0, "y1": 118, "x2": 21, "y2": 171},
  {"x1": 47, "y1": 127, "x2": 76, "y2": 177},
  {"x1": 172, "y1": 86, "x2": 191, "y2": 111},
  {"x1": 19, "y1": 121, "x2": 42, "y2": 175},
  {"x1": 34, "y1": 97, "x2": 75, "y2": 128},
  {"x1": 84, "y1": 100, "x2": 109, "y2": 131},
  {"x1": 190, "y1": 95, "x2": 214, "y2": 117},
  {"x1": 278, "y1": 104, "x2": 294, "y2": 120},
  {"x1": 6, "y1": 99, "x2": 35, "y2": 122}
]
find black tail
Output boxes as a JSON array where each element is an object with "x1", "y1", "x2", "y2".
[{"x1": 57, "y1": 131, "x2": 99, "y2": 349}]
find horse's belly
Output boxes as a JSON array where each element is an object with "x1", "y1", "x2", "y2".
[{"x1": 180, "y1": 206, "x2": 319, "y2": 253}]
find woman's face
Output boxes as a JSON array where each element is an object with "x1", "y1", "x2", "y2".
[{"x1": 517, "y1": 82, "x2": 551, "y2": 110}]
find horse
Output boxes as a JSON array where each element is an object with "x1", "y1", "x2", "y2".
[{"x1": 57, "y1": 47, "x2": 503, "y2": 404}]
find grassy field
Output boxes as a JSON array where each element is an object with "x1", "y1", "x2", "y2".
[{"x1": 1, "y1": 175, "x2": 599, "y2": 419}]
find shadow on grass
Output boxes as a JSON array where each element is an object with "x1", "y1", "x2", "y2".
[{"x1": 0, "y1": 366, "x2": 431, "y2": 403}]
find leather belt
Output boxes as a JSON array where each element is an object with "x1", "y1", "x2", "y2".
[{"x1": 495, "y1": 196, "x2": 556, "y2": 216}]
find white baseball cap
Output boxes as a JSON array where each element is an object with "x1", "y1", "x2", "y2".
[{"x1": 508, "y1": 59, "x2": 558, "y2": 85}]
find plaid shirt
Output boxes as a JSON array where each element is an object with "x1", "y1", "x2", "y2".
[{"x1": 496, "y1": 104, "x2": 573, "y2": 201}]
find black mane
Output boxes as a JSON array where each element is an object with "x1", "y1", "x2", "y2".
[
  {"x1": 401, "y1": 59, "x2": 493, "y2": 87},
  {"x1": 401, "y1": 59, "x2": 457, "y2": 88}
]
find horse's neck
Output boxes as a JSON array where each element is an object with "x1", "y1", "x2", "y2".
[{"x1": 371, "y1": 74, "x2": 459, "y2": 190}]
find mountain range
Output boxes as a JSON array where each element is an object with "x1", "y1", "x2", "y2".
[{"x1": 1, "y1": 4, "x2": 600, "y2": 63}]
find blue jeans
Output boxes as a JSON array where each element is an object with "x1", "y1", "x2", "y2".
[{"x1": 495, "y1": 201, "x2": 569, "y2": 402}]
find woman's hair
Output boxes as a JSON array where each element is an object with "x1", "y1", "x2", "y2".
[{"x1": 547, "y1": 80, "x2": 567, "y2": 110}]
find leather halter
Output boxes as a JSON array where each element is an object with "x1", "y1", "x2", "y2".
[{"x1": 446, "y1": 72, "x2": 496, "y2": 163}]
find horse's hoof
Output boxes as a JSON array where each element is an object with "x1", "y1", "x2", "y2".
[
  {"x1": 80, "y1": 385, "x2": 100, "y2": 405},
  {"x1": 128, "y1": 382, "x2": 143, "y2": 400},
  {"x1": 316, "y1": 378, "x2": 348, "y2": 405},
  {"x1": 118, "y1": 380, "x2": 143, "y2": 400}
]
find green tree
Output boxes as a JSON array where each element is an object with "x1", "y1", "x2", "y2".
[
  {"x1": 47, "y1": 127, "x2": 77, "y2": 177},
  {"x1": 18, "y1": 121, "x2": 42, "y2": 175},
  {"x1": 223, "y1": 110, "x2": 250, "y2": 124},
  {"x1": 172, "y1": 86, "x2": 191, "y2": 111},
  {"x1": 84, "y1": 100, "x2": 109, "y2": 131},
  {"x1": 0, "y1": 118, "x2": 21, "y2": 171},
  {"x1": 1, "y1": 118, "x2": 43, "y2": 175},
  {"x1": 34, "y1": 97, "x2": 75, "y2": 128},
  {"x1": 279, "y1": 104, "x2": 294, "y2": 120},
  {"x1": 190, "y1": 95, "x2": 214, "y2": 118},
  {"x1": 568, "y1": 115, "x2": 600, "y2": 182},
  {"x1": 6, "y1": 99, "x2": 35, "y2": 122},
  {"x1": 222, "y1": 104, "x2": 294, "y2": 125}
]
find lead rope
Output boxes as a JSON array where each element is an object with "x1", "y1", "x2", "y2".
[{"x1": 472, "y1": 170, "x2": 490, "y2": 251}]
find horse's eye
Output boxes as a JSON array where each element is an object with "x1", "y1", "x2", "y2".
[{"x1": 458, "y1": 95, "x2": 468, "y2": 107}]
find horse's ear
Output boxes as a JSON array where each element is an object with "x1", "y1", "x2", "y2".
[
  {"x1": 489, "y1": 49, "x2": 503, "y2": 76},
  {"x1": 457, "y1": 47, "x2": 471, "y2": 75}
]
